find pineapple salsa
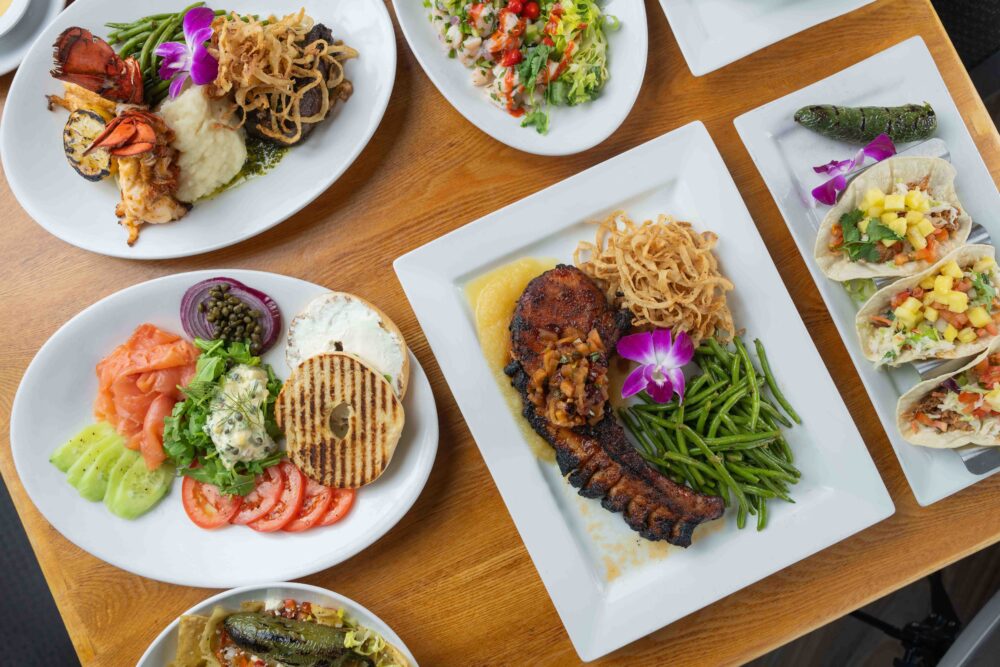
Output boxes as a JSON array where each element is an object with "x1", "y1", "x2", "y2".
[
  {"x1": 426, "y1": 1, "x2": 617, "y2": 133},
  {"x1": 868, "y1": 255, "x2": 1000, "y2": 363},
  {"x1": 905, "y1": 352, "x2": 1000, "y2": 436},
  {"x1": 829, "y1": 179, "x2": 961, "y2": 266}
]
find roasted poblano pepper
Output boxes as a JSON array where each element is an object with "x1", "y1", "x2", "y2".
[{"x1": 793, "y1": 103, "x2": 937, "y2": 144}]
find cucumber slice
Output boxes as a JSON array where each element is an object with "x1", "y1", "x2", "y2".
[
  {"x1": 75, "y1": 438, "x2": 127, "y2": 502},
  {"x1": 65, "y1": 437, "x2": 117, "y2": 489},
  {"x1": 103, "y1": 449, "x2": 141, "y2": 514},
  {"x1": 105, "y1": 457, "x2": 174, "y2": 520},
  {"x1": 50, "y1": 423, "x2": 117, "y2": 472}
]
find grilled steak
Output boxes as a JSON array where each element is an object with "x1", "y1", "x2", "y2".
[{"x1": 505, "y1": 265, "x2": 724, "y2": 546}]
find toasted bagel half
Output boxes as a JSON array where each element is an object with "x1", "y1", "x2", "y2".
[{"x1": 277, "y1": 352, "x2": 405, "y2": 488}]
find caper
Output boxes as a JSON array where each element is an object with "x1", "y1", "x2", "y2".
[{"x1": 219, "y1": 283, "x2": 229, "y2": 292}]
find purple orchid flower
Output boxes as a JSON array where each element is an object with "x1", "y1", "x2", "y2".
[
  {"x1": 155, "y1": 7, "x2": 219, "y2": 99},
  {"x1": 617, "y1": 329, "x2": 694, "y2": 404},
  {"x1": 810, "y1": 133, "x2": 897, "y2": 205}
]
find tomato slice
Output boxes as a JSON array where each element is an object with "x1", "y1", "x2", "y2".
[
  {"x1": 182, "y1": 477, "x2": 242, "y2": 529},
  {"x1": 232, "y1": 465, "x2": 285, "y2": 525},
  {"x1": 317, "y1": 488, "x2": 356, "y2": 527},
  {"x1": 283, "y1": 479, "x2": 334, "y2": 532},
  {"x1": 249, "y1": 461, "x2": 305, "y2": 532}
]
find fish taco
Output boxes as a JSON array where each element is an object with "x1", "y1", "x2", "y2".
[
  {"x1": 897, "y1": 336, "x2": 1000, "y2": 448},
  {"x1": 856, "y1": 245, "x2": 1000, "y2": 367},
  {"x1": 815, "y1": 156, "x2": 971, "y2": 281}
]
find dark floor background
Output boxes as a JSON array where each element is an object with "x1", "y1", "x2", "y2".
[{"x1": 1, "y1": 1, "x2": 999, "y2": 666}]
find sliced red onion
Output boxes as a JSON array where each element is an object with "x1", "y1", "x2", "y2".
[
  {"x1": 941, "y1": 377, "x2": 961, "y2": 394},
  {"x1": 180, "y1": 277, "x2": 281, "y2": 354}
]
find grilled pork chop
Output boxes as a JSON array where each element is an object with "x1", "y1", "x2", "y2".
[{"x1": 505, "y1": 265, "x2": 724, "y2": 546}]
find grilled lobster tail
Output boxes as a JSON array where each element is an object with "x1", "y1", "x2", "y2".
[{"x1": 51, "y1": 27, "x2": 144, "y2": 105}]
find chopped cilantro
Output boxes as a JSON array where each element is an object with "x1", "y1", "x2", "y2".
[
  {"x1": 971, "y1": 272, "x2": 997, "y2": 307},
  {"x1": 839, "y1": 209, "x2": 902, "y2": 263}
]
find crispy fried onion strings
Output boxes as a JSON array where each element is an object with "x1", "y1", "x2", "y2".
[
  {"x1": 574, "y1": 211, "x2": 735, "y2": 344},
  {"x1": 208, "y1": 10, "x2": 358, "y2": 144}
]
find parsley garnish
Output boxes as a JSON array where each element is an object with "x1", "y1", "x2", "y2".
[{"x1": 839, "y1": 209, "x2": 902, "y2": 263}]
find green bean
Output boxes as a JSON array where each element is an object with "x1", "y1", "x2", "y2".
[
  {"x1": 733, "y1": 337, "x2": 760, "y2": 429},
  {"x1": 684, "y1": 373, "x2": 711, "y2": 400},
  {"x1": 730, "y1": 462, "x2": 760, "y2": 483},
  {"x1": 757, "y1": 400, "x2": 792, "y2": 428},
  {"x1": 684, "y1": 379, "x2": 729, "y2": 408},
  {"x1": 705, "y1": 430, "x2": 780, "y2": 446},
  {"x1": 111, "y1": 21, "x2": 156, "y2": 43},
  {"x1": 678, "y1": 425, "x2": 748, "y2": 511},
  {"x1": 706, "y1": 338, "x2": 732, "y2": 364},
  {"x1": 696, "y1": 399, "x2": 711, "y2": 433},
  {"x1": 756, "y1": 496, "x2": 768, "y2": 530},
  {"x1": 736, "y1": 504, "x2": 747, "y2": 529},
  {"x1": 140, "y1": 18, "x2": 171, "y2": 74},
  {"x1": 754, "y1": 338, "x2": 801, "y2": 424},
  {"x1": 707, "y1": 386, "x2": 748, "y2": 439}
]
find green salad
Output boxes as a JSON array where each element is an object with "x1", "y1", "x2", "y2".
[
  {"x1": 426, "y1": 0, "x2": 618, "y2": 133},
  {"x1": 163, "y1": 338, "x2": 283, "y2": 496}
]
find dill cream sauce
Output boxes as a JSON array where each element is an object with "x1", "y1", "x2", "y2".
[{"x1": 205, "y1": 364, "x2": 276, "y2": 469}]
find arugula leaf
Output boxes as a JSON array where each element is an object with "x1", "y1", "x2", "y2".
[{"x1": 162, "y1": 339, "x2": 283, "y2": 497}]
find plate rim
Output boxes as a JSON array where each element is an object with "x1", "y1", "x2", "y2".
[
  {"x1": 9, "y1": 268, "x2": 438, "y2": 587},
  {"x1": 0, "y1": 0, "x2": 397, "y2": 260},
  {"x1": 390, "y1": 0, "x2": 648, "y2": 156},
  {"x1": 733, "y1": 35, "x2": 1000, "y2": 506},
  {"x1": 135, "y1": 581, "x2": 419, "y2": 666},
  {"x1": 394, "y1": 120, "x2": 895, "y2": 660}
]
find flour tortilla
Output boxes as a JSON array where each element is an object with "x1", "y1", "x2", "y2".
[
  {"x1": 815, "y1": 157, "x2": 971, "y2": 281},
  {"x1": 896, "y1": 336, "x2": 1000, "y2": 448},
  {"x1": 856, "y1": 244, "x2": 999, "y2": 366}
]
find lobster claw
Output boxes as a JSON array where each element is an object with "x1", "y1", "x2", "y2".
[
  {"x1": 51, "y1": 27, "x2": 144, "y2": 105},
  {"x1": 86, "y1": 111, "x2": 160, "y2": 157}
]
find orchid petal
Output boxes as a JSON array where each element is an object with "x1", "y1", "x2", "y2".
[
  {"x1": 156, "y1": 44, "x2": 189, "y2": 81},
  {"x1": 621, "y1": 365, "x2": 649, "y2": 399},
  {"x1": 863, "y1": 133, "x2": 896, "y2": 161},
  {"x1": 812, "y1": 173, "x2": 847, "y2": 206},
  {"x1": 812, "y1": 158, "x2": 853, "y2": 175},
  {"x1": 644, "y1": 365, "x2": 674, "y2": 403},
  {"x1": 189, "y1": 43, "x2": 219, "y2": 85},
  {"x1": 650, "y1": 329, "x2": 673, "y2": 364},
  {"x1": 661, "y1": 330, "x2": 694, "y2": 368},
  {"x1": 168, "y1": 72, "x2": 189, "y2": 99},
  {"x1": 616, "y1": 332, "x2": 657, "y2": 366},
  {"x1": 183, "y1": 7, "x2": 216, "y2": 44},
  {"x1": 666, "y1": 367, "x2": 686, "y2": 402}
]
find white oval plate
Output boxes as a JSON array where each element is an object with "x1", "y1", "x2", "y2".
[
  {"x1": 392, "y1": 0, "x2": 647, "y2": 156},
  {"x1": 10, "y1": 270, "x2": 438, "y2": 588},
  {"x1": 137, "y1": 582, "x2": 419, "y2": 666},
  {"x1": 0, "y1": 0, "x2": 395, "y2": 259}
]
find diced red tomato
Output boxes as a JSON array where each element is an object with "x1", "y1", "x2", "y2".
[
  {"x1": 182, "y1": 478, "x2": 242, "y2": 529},
  {"x1": 249, "y1": 461, "x2": 305, "y2": 532},
  {"x1": 955, "y1": 279, "x2": 972, "y2": 292},
  {"x1": 317, "y1": 489, "x2": 356, "y2": 527},
  {"x1": 915, "y1": 412, "x2": 947, "y2": 431},
  {"x1": 284, "y1": 479, "x2": 334, "y2": 532},
  {"x1": 523, "y1": 1, "x2": 540, "y2": 19},
  {"x1": 232, "y1": 465, "x2": 285, "y2": 525},
  {"x1": 542, "y1": 36, "x2": 554, "y2": 46},
  {"x1": 890, "y1": 290, "x2": 912, "y2": 309},
  {"x1": 912, "y1": 287, "x2": 925, "y2": 299},
  {"x1": 501, "y1": 49, "x2": 523, "y2": 66},
  {"x1": 958, "y1": 392, "x2": 980, "y2": 404}
]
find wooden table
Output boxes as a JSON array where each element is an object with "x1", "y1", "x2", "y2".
[{"x1": 1, "y1": 0, "x2": 998, "y2": 664}]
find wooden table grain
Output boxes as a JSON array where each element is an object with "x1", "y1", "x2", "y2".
[{"x1": 1, "y1": 1, "x2": 998, "y2": 665}]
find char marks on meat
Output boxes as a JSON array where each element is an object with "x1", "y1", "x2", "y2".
[{"x1": 505, "y1": 265, "x2": 725, "y2": 546}]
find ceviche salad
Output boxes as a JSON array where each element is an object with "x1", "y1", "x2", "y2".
[{"x1": 426, "y1": 0, "x2": 618, "y2": 133}]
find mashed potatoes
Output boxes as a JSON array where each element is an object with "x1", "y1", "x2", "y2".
[{"x1": 159, "y1": 86, "x2": 246, "y2": 202}]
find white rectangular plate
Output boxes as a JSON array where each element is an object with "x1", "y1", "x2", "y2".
[
  {"x1": 658, "y1": 0, "x2": 875, "y2": 76},
  {"x1": 395, "y1": 121, "x2": 894, "y2": 661},
  {"x1": 734, "y1": 37, "x2": 1000, "y2": 506}
]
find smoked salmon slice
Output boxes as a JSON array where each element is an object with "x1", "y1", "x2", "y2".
[{"x1": 94, "y1": 323, "x2": 198, "y2": 469}]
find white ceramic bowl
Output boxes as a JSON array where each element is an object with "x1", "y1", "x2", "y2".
[
  {"x1": 0, "y1": 0, "x2": 30, "y2": 37},
  {"x1": 137, "y1": 582, "x2": 419, "y2": 666}
]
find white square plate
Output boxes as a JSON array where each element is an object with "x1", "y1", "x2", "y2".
[
  {"x1": 394, "y1": 121, "x2": 894, "y2": 661},
  {"x1": 734, "y1": 37, "x2": 1000, "y2": 506},
  {"x1": 658, "y1": 0, "x2": 875, "y2": 76}
]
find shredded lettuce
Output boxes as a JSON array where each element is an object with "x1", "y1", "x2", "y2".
[
  {"x1": 843, "y1": 278, "x2": 877, "y2": 303},
  {"x1": 552, "y1": 1, "x2": 612, "y2": 106}
]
